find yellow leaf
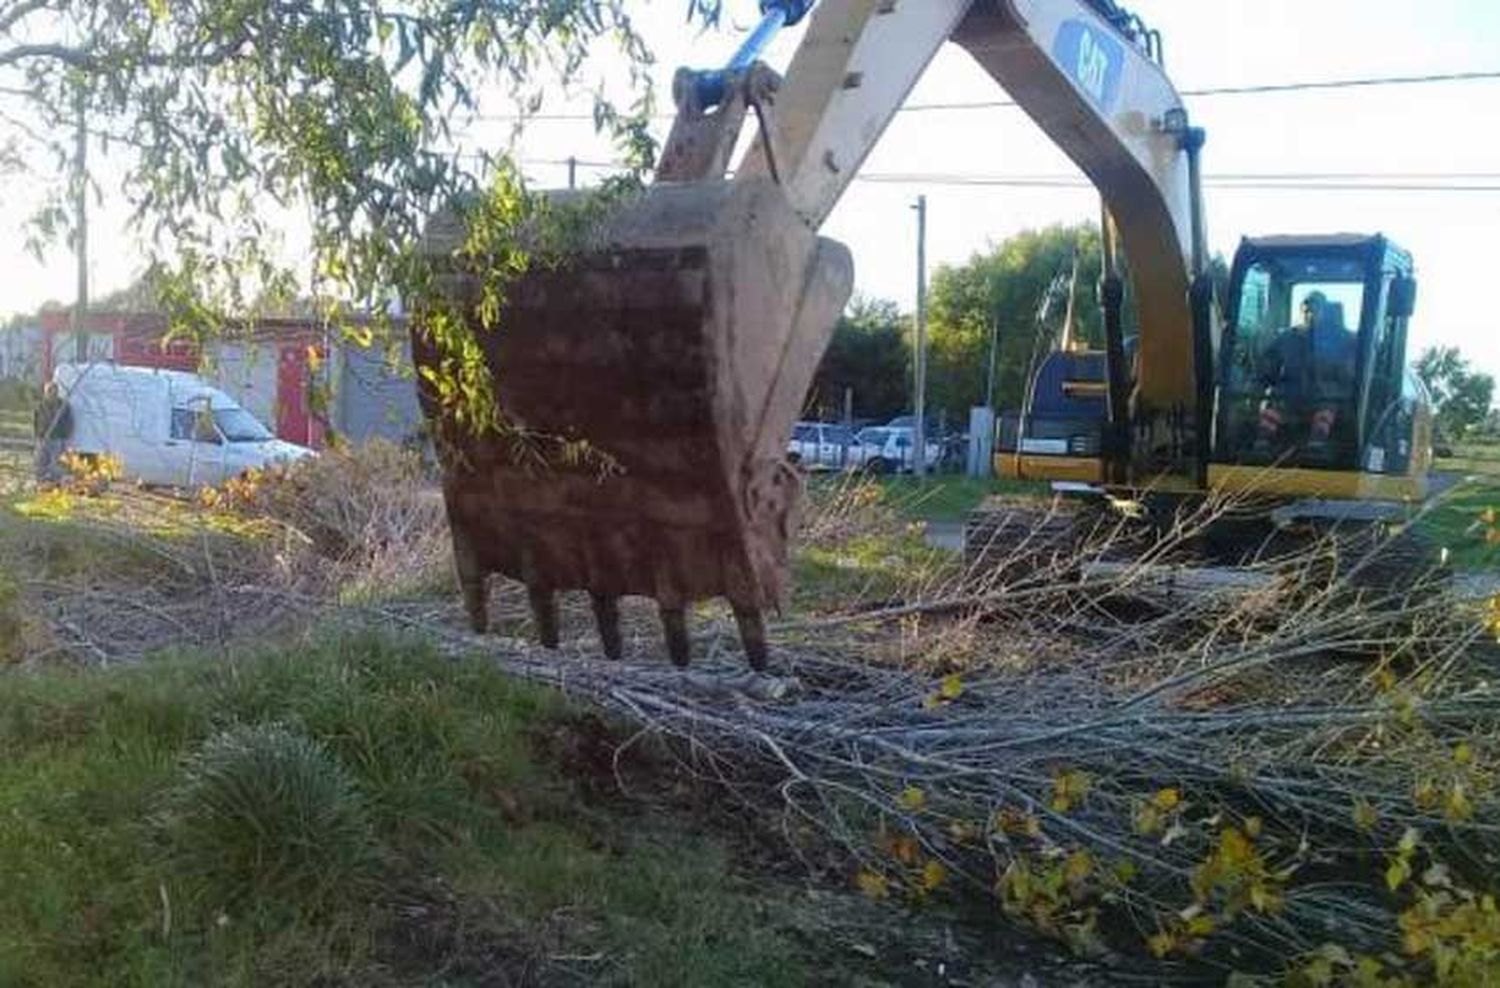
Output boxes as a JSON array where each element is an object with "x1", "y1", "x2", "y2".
[
  {"x1": 1398, "y1": 827, "x2": 1421, "y2": 854},
  {"x1": 1219, "y1": 827, "x2": 1254, "y2": 866},
  {"x1": 1152, "y1": 787, "x2": 1181, "y2": 811},
  {"x1": 920, "y1": 858, "x2": 948, "y2": 891},
  {"x1": 1247, "y1": 883, "x2": 1281, "y2": 913},
  {"x1": 1135, "y1": 803, "x2": 1163, "y2": 837},
  {"x1": 1453, "y1": 742, "x2": 1474, "y2": 767},
  {"x1": 1443, "y1": 781, "x2": 1473, "y2": 821},
  {"x1": 306, "y1": 345, "x2": 324, "y2": 373},
  {"x1": 856, "y1": 869, "x2": 889, "y2": 900},
  {"x1": 898, "y1": 786, "x2": 927, "y2": 812},
  {"x1": 1112, "y1": 859, "x2": 1138, "y2": 885},
  {"x1": 1352, "y1": 799, "x2": 1379, "y2": 832},
  {"x1": 1243, "y1": 816, "x2": 1263, "y2": 839},
  {"x1": 1147, "y1": 931, "x2": 1177, "y2": 958},
  {"x1": 1301, "y1": 957, "x2": 1335, "y2": 987},
  {"x1": 1412, "y1": 778, "x2": 1440, "y2": 810},
  {"x1": 1050, "y1": 769, "x2": 1091, "y2": 814},
  {"x1": 1186, "y1": 913, "x2": 1217, "y2": 937},
  {"x1": 1482, "y1": 508, "x2": 1497, "y2": 526},
  {"x1": 1386, "y1": 859, "x2": 1411, "y2": 892},
  {"x1": 939, "y1": 673, "x2": 963, "y2": 700},
  {"x1": 1063, "y1": 849, "x2": 1094, "y2": 884}
]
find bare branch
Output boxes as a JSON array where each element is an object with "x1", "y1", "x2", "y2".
[{"x1": 0, "y1": 0, "x2": 48, "y2": 38}]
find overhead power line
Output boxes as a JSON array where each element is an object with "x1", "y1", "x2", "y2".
[
  {"x1": 498, "y1": 157, "x2": 1500, "y2": 192},
  {"x1": 471, "y1": 68, "x2": 1500, "y2": 123}
]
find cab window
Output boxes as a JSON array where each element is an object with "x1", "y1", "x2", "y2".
[{"x1": 1220, "y1": 254, "x2": 1367, "y2": 469}]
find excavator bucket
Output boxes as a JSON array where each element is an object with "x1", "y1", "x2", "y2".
[{"x1": 413, "y1": 176, "x2": 853, "y2": 669}]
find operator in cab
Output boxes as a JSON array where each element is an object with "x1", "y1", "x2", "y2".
[{"x1": 1255, "y1": 290, "x2": 1358, "y2": 457}]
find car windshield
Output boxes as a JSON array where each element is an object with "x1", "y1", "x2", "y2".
[{"x1": 214, "y1": 406, "x2": 273, "y2": 442}]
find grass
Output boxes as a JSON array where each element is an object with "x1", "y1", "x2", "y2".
[
  {"x1": 807, "y1": 473, "x2": 1046, "y2": 525},
  {"x1": 0, "y1": 632, "x2": 816, "y2": 987},
  {"x1": 1439, "y1": 440, "x2": 1500, "y2": 479},
  {"x1": 1413, "y1": 475, "x2": 1500, "y2": 571},
  {"x1": 0, "y1": 380, "x2": 32, "y2": 448}
]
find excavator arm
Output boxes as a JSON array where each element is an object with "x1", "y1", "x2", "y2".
[
  {"x1": 728, "y1": 0, "x2": 1206, "y2": 473},
  {"x1": 414, "y1": 0, "x2": 1214, "y2": 668}
]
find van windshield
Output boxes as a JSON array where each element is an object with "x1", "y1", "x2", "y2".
[{"x1": 214, "y1": 407, "x2": 273, "y2": 443}]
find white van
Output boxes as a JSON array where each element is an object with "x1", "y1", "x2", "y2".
[{"x1": 54, "y1": 363, "x2": 315, "y2": 488}]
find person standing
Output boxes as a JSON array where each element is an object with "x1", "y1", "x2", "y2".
[{"x1": 33, "y1": 382, "x2": 72, "y2": 484}]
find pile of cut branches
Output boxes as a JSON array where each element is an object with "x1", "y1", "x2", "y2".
[{"x1": 386, "y1": 480, "x2": 1500, "y2": 984}]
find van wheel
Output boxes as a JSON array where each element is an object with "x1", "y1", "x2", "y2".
[
  {"x1": 865, "y1": 457, "x2": 891, "y2": 476},
  {"x1": 787, "y1": 451, "x2": 802, "y2": 466}
]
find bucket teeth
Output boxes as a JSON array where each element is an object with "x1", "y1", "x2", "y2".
[
  {"x1": 733, "y1": 606, "x2": 769, "y2": 672},
  {"x1": 659, "y1": 605, "x2": 692, "y2": 668},
  {"x1": 591, "y1": 593, "x2": 623, "y2": 661},
  {"x1": 528, "y1": 586, "x2": 560, "y2": 649}
]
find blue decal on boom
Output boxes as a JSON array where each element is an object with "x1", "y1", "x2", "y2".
[{"x1": 1054, "y1": 19, "x2": 1124, "y2": 111}]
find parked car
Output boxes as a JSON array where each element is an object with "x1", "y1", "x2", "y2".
[
  {"x1": 857, "y1": 426, "x2": 944, "y2": 474},
  {"x1": 54, "y1": 362, "x2": 314, "y2": 488},
  {"x1": 787, "y1": 421, "x2": 866, "y2": 471}
]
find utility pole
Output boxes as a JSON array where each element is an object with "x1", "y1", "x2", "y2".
[
  {"x1": 912, "y1": 194, "x2": 928, "y2": 477},
  {"x1": 567, "y1": 155, "x2": 577, "y2": 190},
  {"x1": 984, "y1": 310, "x2": 1000, "y2": 410},
  {"x1": 71, "y1": 87, "x2": 89, "y2": 364}
]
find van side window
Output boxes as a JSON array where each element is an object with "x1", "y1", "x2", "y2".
[{"x1": 171, "y1": 408, "x2": 222, "y2": 444}]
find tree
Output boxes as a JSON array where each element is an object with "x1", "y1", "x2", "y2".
[
  {"x1": 807, "y1": 295, "x2": 909, "y2": 422},
  {"x1": 1416, "y1": 346, "x2": 1495, "y2": 438},
  {"x1": 925, "y1": 224, "x2": 1110, "y2": 419},
  {"x1": 1, "y1": 0, "x2": 661, "y2": 427}
]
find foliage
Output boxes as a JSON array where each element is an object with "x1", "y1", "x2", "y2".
[
  {"x1": 57, "y1": 449, "x2": 123, "y2": 495},
  {"x1": 159, "y1": 722, "x2": 378, "y2": 916},
  {"x1": 925, "y1": 223, "x2": 1109, "y2": 418},
  {"x1": 0, "y1": 631, "x2": 814, "y2": 986},
  {"x1": 807, "y1": 294, "x2": 910, "y2": 422},
  {"x1": 1, "y1": 0, "x2": 662, "y2": 431},
  {"x1": 1417, "y1": 346, "x2": 1495, "y2": 438}
]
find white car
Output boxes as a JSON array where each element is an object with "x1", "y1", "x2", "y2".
[
  {"x1": 787, "y1": 421, "x2": 866, "y2": 471},
  {"x1": 54, "y1": 362, "x2": 315, "y2": 488},
  {"x1": 857, "y1": 426, "x2": 944, "y2": 474}
]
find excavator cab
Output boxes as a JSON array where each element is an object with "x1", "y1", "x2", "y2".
[{"x1": 1210, "y1": 235, "x2": 1430, "y2": 500}]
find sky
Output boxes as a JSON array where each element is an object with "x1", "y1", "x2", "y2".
[{"x1": 3, "y1": 0, "x2": 1499, "y2": 375}]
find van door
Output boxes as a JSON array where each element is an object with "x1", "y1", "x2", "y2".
[{"x1": 166, "y1": 399, "x2": 228, "y2": 488}]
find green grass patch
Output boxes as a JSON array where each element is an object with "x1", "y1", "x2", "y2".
[
  {"x1": 1414, "y1": 476, "x2": 1500, "y2": 571},
  {"x1": 872, "y1": 475, "x2": 1046, "y2": 523},
  {"x1": 805, "y1": 474, "x2": 1046, "y2": 525},
  {"x1": 0, "y1": 632, "x2": 813, "y2": 987},
  {"x1": 1439, "y1": 441, "x2": 1500, "y2": 478}
]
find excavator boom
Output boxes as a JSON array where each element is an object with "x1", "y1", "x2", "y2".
[{"x1": 414, "y1": 0, "x2": 1207, "y2": 666}]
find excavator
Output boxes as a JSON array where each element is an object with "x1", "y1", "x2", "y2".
[{"x1": 414, "y1": 0, "x2": 1432, "y2": 669}]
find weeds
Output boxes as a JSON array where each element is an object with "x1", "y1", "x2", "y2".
[
  {"x1": 159, "y1": 723, "x2": 377, "y2": 917},
  {"x1": 0, "y1": 631, "x2": 816, "y2": 987}
]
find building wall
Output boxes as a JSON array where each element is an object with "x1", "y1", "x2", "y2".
[
  {"x1": 0, "y1": 325, "x2": 43, "y2": 381},
  {"x1": 335, "y1": 342, "x2": 422, "y2": 446},
  {"x1": 213, "y1": 342, "x2": 281, "y2": 430}
]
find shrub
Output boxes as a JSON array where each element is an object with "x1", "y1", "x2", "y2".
[
  {"x1": 208, "y1": 440, "x2": 450, "y2": 598},
  {"x1": 159, "y1": 722, "x2": 377, "y2": 917}
]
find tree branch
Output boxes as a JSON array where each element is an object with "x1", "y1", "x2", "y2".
[
  {"x1": 0, "y1": 0, "x2": 48, "y2": 38},
  {"x1": 0, "y1": 42, "x2": 90, "y2": 71}
]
